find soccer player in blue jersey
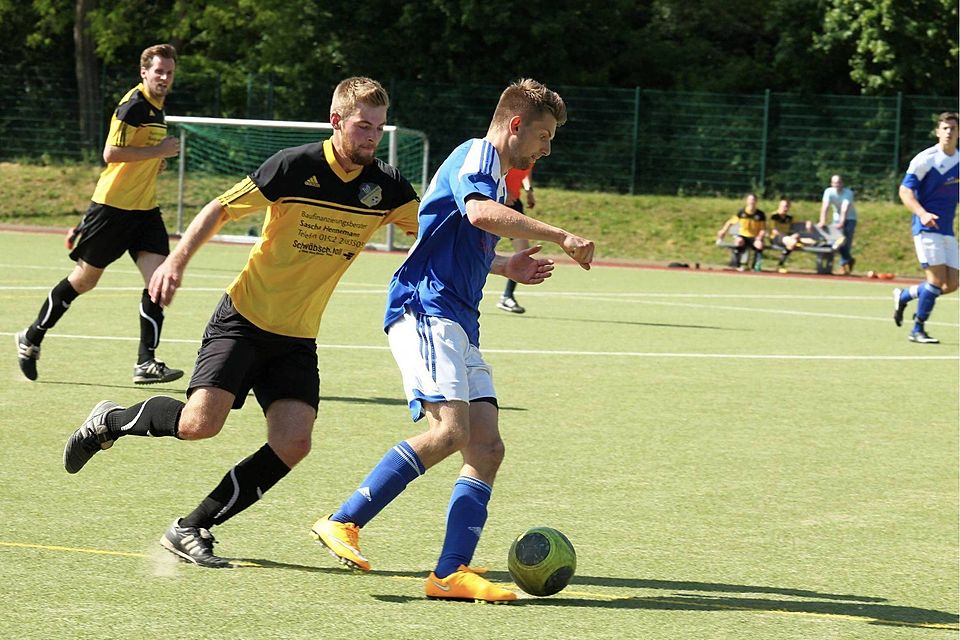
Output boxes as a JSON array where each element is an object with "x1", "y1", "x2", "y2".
[
  {"x1": 892, "y1": 112, "x2": 959, "y2": 343},
  {"x1": 311, "y1": 79, "x2": 594, "y2": 602}
]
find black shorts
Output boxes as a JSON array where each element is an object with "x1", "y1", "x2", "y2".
[
  {"x1": 69, "y1": 202, "x2": 170, "y2": 268},
  {"x1": 189, "y1": 294, "x2": 320, "y2": 412}
]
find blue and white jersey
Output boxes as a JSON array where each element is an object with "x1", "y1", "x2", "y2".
[
  {"x1": 821, "y1": 186, "x2": 857, "y2": 222},
  {"x1": 902, "y1": 144, "x2": 959, "y2": 237},
  {"x1": 384, "y1": 139, "x2": 505, "y2": 346}
]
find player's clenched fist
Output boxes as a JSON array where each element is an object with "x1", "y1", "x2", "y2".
[{"x1": 561, "y1": 233, "x2": 594, "y2": 270}]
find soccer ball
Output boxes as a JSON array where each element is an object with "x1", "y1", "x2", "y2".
[{"x1": 507, "y1": 526, "x2": 576, "y2": 596}]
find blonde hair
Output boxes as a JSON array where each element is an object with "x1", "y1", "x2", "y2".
[
  {"x1": 140, "y1": 44, "x2": 177, "y2": 70},
  {"x1": 490, "y1": 78, "x2": 567, "y2": 131},
  {"x1": 331, "y1": 77, "x2": 389, "y2": 120}
]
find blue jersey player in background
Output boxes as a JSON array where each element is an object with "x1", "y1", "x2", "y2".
[
  {"x1": 893, "y1": 112, "x2": 959, "y2": 343},
  {"x1": 312, "y1": 78, "x2": 594, "y2": 602}
]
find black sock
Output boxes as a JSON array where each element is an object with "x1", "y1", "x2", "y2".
[
  {"x1": 105, "y1": 396, "x2": 183, "y2": 439},
  {"x1": 138, "y1": 289, "x2": 165, "y2": 364},
  {"x1": 26, "y1": 278, "x2": 80, "y2": 345},
  {"x1": 503, "y1": 279, "x2": 517, "y2": 298},
  {"x1": 179, "y1": 444, "x2": 291, "y2": 529}
]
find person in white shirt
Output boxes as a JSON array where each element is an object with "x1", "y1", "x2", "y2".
[{"x1": 818, "y1": 174, "x2": 858, "y2": 274}]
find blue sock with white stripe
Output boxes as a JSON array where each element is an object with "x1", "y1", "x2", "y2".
[
  {"x1": 331, "y1": 441, "x2": 425, "y2": 528},
  {"x1": 899, "y1": 284, "x2": 920, "y2": 305},
  {"x1": 914, "y1": 282, "x2": 942, "y2": 329},
  {"x1": 434, "y1": 476, "x2": 493, "y2": 579}
]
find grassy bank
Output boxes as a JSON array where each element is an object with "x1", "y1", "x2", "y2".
[{"x1": 0, "y1": 161, "x2": 935, "y2": 276}]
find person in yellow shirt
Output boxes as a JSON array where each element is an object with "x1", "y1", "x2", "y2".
[
  {"x1": 62, "y1": 77, "x2": 420, "y2": 568},
  {"x1": 717, "y1": 192, "x2": 767, "y2": 271},
  {"x1": 15, "y1": 44, "x2": 183, "y2": 384}
]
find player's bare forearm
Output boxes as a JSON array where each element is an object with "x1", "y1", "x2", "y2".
[
  {"x1": 172, "y1": 200, "x2": 230, "y2": 266},
  {"x1": 898, "y1": 185, "x2": 925, "y2": 216},
  {"x1": 466, "y1": 197, "x2": 594, "y2": 270},
  {"x1": 150, "y1": 200, "x2": 229, "y2": 305},
  {"x1": 103, "y1": 136, "x2": 180, "y2": 163},
  {"x1": 465, "y1": 197, "x2": 565, "y2": 244}
]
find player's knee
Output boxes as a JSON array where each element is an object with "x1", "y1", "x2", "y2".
[
  {"x1": 485, "y1": 437, "x2": 506, "y2": 468},
  {"x1": 176, "y1": 408, "x2": 226, "y2": 440},
  {"x1": 271, "y1": 435, "x2": 312, "y2": 467}
]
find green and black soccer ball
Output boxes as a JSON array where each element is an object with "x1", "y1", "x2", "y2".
[{"x1": 507, "y1": 526, "x2": 576, "y2": 596}]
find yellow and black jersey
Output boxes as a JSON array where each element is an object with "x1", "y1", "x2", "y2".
[
  {"x1": 769, "y1": 212, "x2": 794, "y2": 236},
  {"x1": 734, "y1": 207, "x2": 767, "y2": 238},
  {"x1": 91, "y1": 83, "x2": 167, "y2": 211},
  {"x1": 219, "y1": 138, "x2": 420, "y2": 338}
]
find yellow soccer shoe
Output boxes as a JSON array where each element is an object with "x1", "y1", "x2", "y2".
[
  {"x1": 310, "y1": 514, "x2": 371, "y2": 572},
  {"x1": 425, "y1": 565, "x2": 517, "y2": 603}
]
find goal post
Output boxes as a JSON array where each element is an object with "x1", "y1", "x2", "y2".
[{"x1": 165, "y1": 115, "x2": 429, "y2": 249}]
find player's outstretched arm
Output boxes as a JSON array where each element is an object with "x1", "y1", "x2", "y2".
[
  {"x1": 491, "y1": 245, "x2": 555, "y2": 285},
  {"x1": 465, "y1": 196, "x2": 594, "y2": 270},
  {"x1": 149, "y1": 199, "x2": 230, "y2": 306}
]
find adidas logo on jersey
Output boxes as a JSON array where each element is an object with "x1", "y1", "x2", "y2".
[
  {"x1": 304, "y1": 175, "x2": 322, "y2": 188},
  {"x1": 359, "y1": 487, "x2": 372, "y2": 502},
  {"x1": 468, "y1": 526, "x2": 483, "y2": 538}
]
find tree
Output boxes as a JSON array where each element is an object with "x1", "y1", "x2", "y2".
[
  {"x1": 75, "y1": 0, "x2": 99, "y2": 150},
  {"x1": 815, "y1": 0, "x2": 959, "y2": 95}
]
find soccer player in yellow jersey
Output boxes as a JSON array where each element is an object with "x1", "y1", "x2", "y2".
[
  {"x1": 62, "y1": 77, "x2": 420, "y2": 568},
  {"x1": 15, "y1": 44, "x2": 183, "y2": 384}
]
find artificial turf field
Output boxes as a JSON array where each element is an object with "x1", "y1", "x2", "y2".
[{"x1": 0, "y1": 229, "x2": 957, "y2": 639}]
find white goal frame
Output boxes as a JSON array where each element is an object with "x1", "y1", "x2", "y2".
[{"x1": 166, "y1": 115, "x2": 429, "y2": 250}]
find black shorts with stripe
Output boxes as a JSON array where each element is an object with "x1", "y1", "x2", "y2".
[
  {"x1": 69, "y1": 202, "x2": 170, "y2": 268},
  {"x1": 189, "y1": 294, "x2": 320, "y2": 412}
]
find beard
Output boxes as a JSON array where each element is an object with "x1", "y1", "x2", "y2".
[
  {"x1": 343, "y1": 139, "x2": 377, "y2": 166},
  {"x1": 511, "y1": 153, "x2": 534, "y2": 171}
]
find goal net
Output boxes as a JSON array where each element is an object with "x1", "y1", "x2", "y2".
[{"x1": 165, "y1": 116, "x2": 429, "y2": 249}]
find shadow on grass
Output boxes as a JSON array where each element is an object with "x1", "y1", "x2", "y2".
[
  {"x1": 371, "y1": 593, "x2": 957, "y2": 629},
  {"x1": 489, "y1": 314, "x2": 742, "y2": 331},
  {"x1": 231, "y1": 559, "x2": 959, "y2": 630},
  {"x1": 38, "y1": 379, "x2": 188, "y2": 394},
  {"x1": 33, "y1": 384, "x2": 525, "y2": 413}
]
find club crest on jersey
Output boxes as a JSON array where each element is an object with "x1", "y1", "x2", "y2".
[{"x1": 358, "y1": 182, "x2": 383, "y2": 207}]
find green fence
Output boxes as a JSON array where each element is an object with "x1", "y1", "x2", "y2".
[{"x1": 0, "y1": 66, "x2": 955, "y2": 200}]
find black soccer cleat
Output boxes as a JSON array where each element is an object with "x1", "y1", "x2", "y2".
[
  {"x1": 133, "y1": 359, "x2": 184, "y2": 385},
  {"x1": 892, "y1": 288, "x2": 907, "y2": 327},
  {"x1": 15, "y1": 330, "x2": 40, "y2": 381},
  {"x1": 63, "y1": 400, "x2": 121, "y2": 474},
  {"x1": 160, "y1": 520, "x2": 232, "y2": 568}
]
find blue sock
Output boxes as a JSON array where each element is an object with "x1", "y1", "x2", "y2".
[
  {"x1": 331, "y1": 441, "x2": 425, "y2": 528},
  {"x1": 434, "y1": 476, "x2": 493, "y2": 579},
  {"x1": 913, "y1": 283, "x2": 942, "y2": 330}
]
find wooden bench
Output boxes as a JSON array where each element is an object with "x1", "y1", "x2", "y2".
[{"x1": 717, "y1": 223, "x2": 843, "y2": 274}]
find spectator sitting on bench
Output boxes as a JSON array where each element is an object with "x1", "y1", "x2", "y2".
[
  {"x1": 717, "y1": 192, "x2": 767, "y2": 271},
  {"x1": 768, "y1": 197, "x2": 816, "y2": 273}
]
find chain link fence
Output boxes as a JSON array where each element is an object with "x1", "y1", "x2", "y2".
[{"x1": 1, "y1": 66, "x2": 955, "y2": 200}]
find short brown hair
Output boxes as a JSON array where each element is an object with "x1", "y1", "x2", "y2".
[
  {"x1": 140, "y1": 44, "x2": 177, "y2": 70},
  {"x1": 938, "y1": 111, "x2": 959, "y2": 125},
  {"x1": 331, "y1": 77, "x2": 389, "y2": 120},
  {"x1": 491, "y1": 78, "x2": 567, "y2": 131}
]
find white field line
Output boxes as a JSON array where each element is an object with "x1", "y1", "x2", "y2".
[
  {"x1": 0, "y1": 331, "x2": 954, "y2": 361},
  {"x1": 2, "y1": 286, "x2": 957, "y2": 327}
]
